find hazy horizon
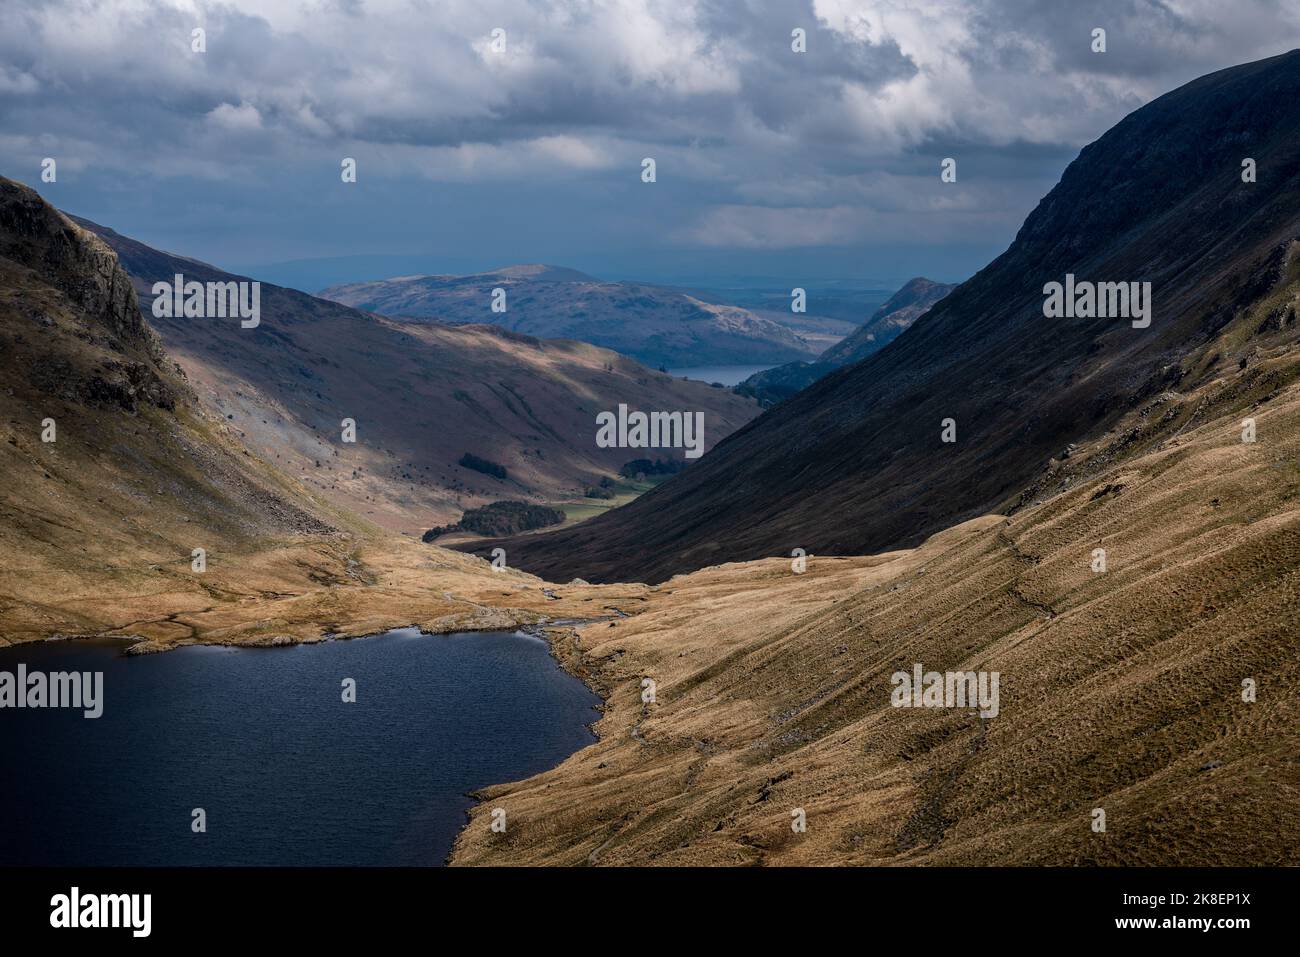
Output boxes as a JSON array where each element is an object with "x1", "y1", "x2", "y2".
[
  {"x1": 7, "y1": 1, "x2": 1297, "y2": 296},
  {"x1": 229, "y1": 250, "x2": 947, "y2": 297}
]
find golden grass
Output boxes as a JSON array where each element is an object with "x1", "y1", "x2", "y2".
[{"x1": 449, "y1": 378, "x2": 1300, "y2": 866}]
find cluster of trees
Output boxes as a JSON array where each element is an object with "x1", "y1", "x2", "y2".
[
  {"x1": 459, "y1": 453, "x2": 507, "y2": 480},
  {"x1": 422, "y1": 500, "x2": 565, "y2": 541}
]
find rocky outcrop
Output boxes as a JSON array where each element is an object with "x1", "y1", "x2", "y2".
[{"x1": 0, "y1": 177, "x2": 178, "y2": 411}]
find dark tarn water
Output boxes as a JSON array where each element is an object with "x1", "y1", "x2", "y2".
[{"x1": 0, "y1": 628, "x2": 600, "y2": 866}]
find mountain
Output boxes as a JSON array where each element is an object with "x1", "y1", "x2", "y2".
[
  {"x1": 452, "y1": 370, "x2": 1300, "y2": 865},
  {"x1": 461, "y1": 49, "x2": 1300, "y2": 585},
  {"x1": 736, "y1": 277, "x2": 956, "y2": 406},
  {"x1": 0, "y1": 175, "x2": 649, "y2": 648},
  {"x1": 0, "y1": 175, "x2": 333, "y2": 642},
  {"x1": 320, "y1": 267, "x2": 821, "y2": 367},
  {"x1": 71, "y1": 220, "x2": 760, "y2": 534},
  {"x1": 819, "y1": 277, "x2": 957, "y2": 364}
]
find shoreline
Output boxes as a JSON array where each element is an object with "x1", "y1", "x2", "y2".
[
  {"x1": 446, "y1": 617, "x2": 620, "y2": 866},
  {"x1": 0, "y1": 534, "x2": 651, "y2": 653}
]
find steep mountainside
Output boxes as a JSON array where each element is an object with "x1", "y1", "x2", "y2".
[
  {"x1": 737, "y1": 276, "x2": 956, "y2": 405},
  {"x1": 452, "y1": 368, "x2": 1300, "y2": 865},
  {"x1": 470, "y1": 50, "x2": 1300, "y2": 584},
  {"x1": 320, "y1": 267, "x2": 820, "y2": 367},
  {"x1": 0, "y1": 176, "x2": 648, "y2": 648},
  {"x1": 0, "y1": 176, "x2": 335, "y2": 640},
  {"x1": 73, "y1": 221, "x2": 760, "y2": 533}
]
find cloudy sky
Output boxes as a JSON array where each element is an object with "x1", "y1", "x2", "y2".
[{"x1": 2, "y1": 0, "x2": 1298, "y2": 290}]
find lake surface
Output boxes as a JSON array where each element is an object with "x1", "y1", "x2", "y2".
[
  {"x1": 0, "y1": 628, "x2": 600, "y2": 866},
  {"x1": 668, "y1": 364, "x2": 775, "y2": 386}
]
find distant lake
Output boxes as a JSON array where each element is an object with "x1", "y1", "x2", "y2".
[
  {"x1": 0, "y1": 628, "x2": 600, "y2": 866},
  {"x1": 668, "y1": 364, "x2": 775, "y2": 386}
]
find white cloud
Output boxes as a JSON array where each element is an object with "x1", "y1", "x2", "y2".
[
  {"x1": 206, "y1": 101, "x2": 264, "y2": 132},
  {"x1": 10, "y1": 0, "x2": 1297, "y2": 172},
  {"x1": 531, "y1": 135, "x2": 612, "y2": 170},
  {"x1": 292, "y1": 103, "x2": 331, "y2": 138},
  {"x1": 4, "y1": 0, "x2": 1298, "y2": 262}
]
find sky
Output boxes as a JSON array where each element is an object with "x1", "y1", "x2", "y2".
[{"x1": 2, "y1": 0, "x2": 1298, "y2": 291}]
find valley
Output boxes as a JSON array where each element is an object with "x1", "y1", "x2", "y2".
[
  {"x1": 471, "y1": 51, "x2": 1300, "y2": 587},
  {"x1": 736, "y1": 276, "x2": 957, "y2": 406},
  {"x1": 71, "y1": 218, "x2": 760, "y2": 536},
  {"x1": 2, "y1": 47, "x2": 1299, "y2": 874},
  {"x1": 0, "y1": 176, "x2": 649, "y2": 650}
]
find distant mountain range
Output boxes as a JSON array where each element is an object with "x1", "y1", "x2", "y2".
[
  {"x1": 736, "y1": 277, "x2": 956, "y2": 406},
  {"x1": 320, "y1": 266, "x2": 825, "y2": 367},
  {"x1": 463, "y1": 49, "x2": 1300, "y2": 585},
  {"x1": 70, "y1": 219, "x2": 760, "y2": 535}
]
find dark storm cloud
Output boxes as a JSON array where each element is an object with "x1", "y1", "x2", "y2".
[{"x1": 0, "y1": 0, "x2": 1295, "y2": 280}]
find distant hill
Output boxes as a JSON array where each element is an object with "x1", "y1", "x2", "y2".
[
  {"x1": 72, "y1": 223, "x2": 761, "y2": 535},
  {"x1": 320, "y1": 266, "x2": 822, "y2": 367},
  {"x1": 819, "y1": 277, "x2": 957, "y2": 364},
  {"x1": 736, "y1": 277, "x2": 955, "y2": 406},
  {"x1": 464, "y1": 49, "x2": 1300, "y2": 584}
]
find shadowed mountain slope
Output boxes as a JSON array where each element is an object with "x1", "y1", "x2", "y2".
[
  {"x1": 320, "y1": 266, "x2": 820, "y2": 367},
  {"x1": 469, "y1": 50, "x2": 1300, "y2": 584},
  {"x1": 0, "y1": 176, "x2": 651, "y2": 648},
  {"x1": 736, "y1": 277, "x2": 956, "y2": 406},
  {"x1": 72, "y1": 220, "x2": 759, "y2": 534}
]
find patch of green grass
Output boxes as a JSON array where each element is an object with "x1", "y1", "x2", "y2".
[
  {"x1": 444, "y1": 476, "x2": 670, "y2": 538},
  {"x1": 549, "y1": 476, "x2": 666, "y2": 527}
]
